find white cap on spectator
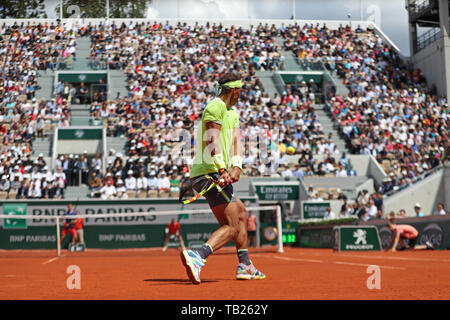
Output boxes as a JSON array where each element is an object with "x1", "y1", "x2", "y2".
[
  {"x1": 33, "y1": 160, "x2": 39, "y2": 164},
  {"x1": 106, "y1": 173, "x2": 112, "y2": 177},
  {"x1": 108, "y1": 160, "x2": 112, "y2": 164},
  {"x1": 1, "y1": 175, "x2": 6, "y2": 179},
  {"x1": 150, "y1": 170, "x2": 156, "y2": 176},
  {"x1": 69, "y1": 154, "x2": 73, "y2": 158},
  {"x1": 161, "y1": 171, "x2": 166, "y2": 175},
  {"x1": 414, "y1": 203, "x2": 421, "y2": 208},
  {"x1": 116, "y1": 172, "x2": 121, "y2": 176},
  {"x1": 14, "y1": 165, "x2": 19, "y2": 170},
  {"x1": 60, "y1": 155, "x2": 64, "y2": 160},
  {"x1": 172, "y1": 165, "x2": 177, "y2": 170},
  {"x1": 116, "y1": 153, "x2": 122, "y2": 158},
  {"x1": 83, "y1": 150, "x2": 87, "y2": 154},
  {"x1": 43, "y1": 166, "x2": 48, "y2": 171},
  {"x1": 128, "y1": 170, "x2": 133, "y2": 175},
  {"x1": 117, "y1": 179, "x2": 124, "y2": 185},
  {"x1": 184, "y1": 172, "x2": 190, "y2": 178},
  {"x1": 139, "y1": 158, "x2": 144, "y2": 162},
  {"x1": 39, "y1": 153, "x2": 43, "y2": 157}
]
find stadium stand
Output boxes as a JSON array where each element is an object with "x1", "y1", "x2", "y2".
[{"x1": 0, "y1": 22, "x2": 78, "y2": 199}]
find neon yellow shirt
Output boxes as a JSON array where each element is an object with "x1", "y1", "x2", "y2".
[{"x1": 191, "y1": 97, "x2": 240, "y2": 178}]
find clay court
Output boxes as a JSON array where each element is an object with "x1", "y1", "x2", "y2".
[{"x1": 1, "y1": 247, "x2": 449, "y2": 300}]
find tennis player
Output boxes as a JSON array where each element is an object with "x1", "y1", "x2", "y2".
[
  {"x1": 162, "y1": 218, "x2": 186, "y2": 252},
  {"x1": 180, "y1": 72, "x2": 265, "y2": 284},
  {"x1": 386, "y1": 218, "x2": 434, "y2": 251}
]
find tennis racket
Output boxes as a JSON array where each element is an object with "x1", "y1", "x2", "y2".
[{"x1": 179, "y1": 174, "x2": 230, "y2": 205}]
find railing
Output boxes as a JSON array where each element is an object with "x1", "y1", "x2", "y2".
[
  {"x1": 383, "y1": 163, "x2": 445, "y2": 198},
  {"x1": 408, "y1": 0, "x2": 438, "y2": 20},
  {"x1": 416, "y1": 27, "x2": 441, "y2": 52}
]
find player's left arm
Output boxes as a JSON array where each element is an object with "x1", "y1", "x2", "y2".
[
  {"x1": 390, "y1": 231, "x2": 400, "y2": 252},
  {"x1": 229, "y1": 120, "x2": 243, "y2": 183}
]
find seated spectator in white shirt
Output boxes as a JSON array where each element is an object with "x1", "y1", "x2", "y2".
[
  {"x1": 137, "y1": 170, "x2": 148, "y2": 191},
  {"x1": 100, "y1": 179, "x2": 117, "y2": 200},
  {"x1": 125, "y1": 170, "x2": 137, "y2": 191},
  {"x1": 324, "y1": 207, "x2": 336, "y2": 219},
  {"x1": 157, "y1": 171, "x2": 170, "y2": 192},
  {"x1": 281, "y1": 164, "x2": 293, "y2": 177},
  {"x1": 367, "y1": 200, "x2": 378, "y2": 219},
  {"x1": 336, "y1": 165, "x2": 348, "y2": 177},
  {"x1": 54, "y1": 176, "x2": 66, "y2": 199},
  {"x1": 0, "y1": 175, "x2": 10, "y2": 191},
  {"x1": 433, "y1": 203, "x2": 447, "y2": 215},
  {"x1": 28, "y1": 180, "x2": 42, "y2": 199},
  {"x1": 116, "y1": 180, "x2": 128, "y2": 199},
  {"x1": 148, "y1": 171, "x2": 159, "y2": 190}
]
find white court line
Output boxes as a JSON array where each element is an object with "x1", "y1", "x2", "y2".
[
  {"x1": 273, "y1": 256, "x2": 324, "y2": 263},
  {"x1": 297, "y1": 251, "x2": 450, "y2": 263},
  {"x1": 42, "y1": 254, "x2": 66, "y2": 265},
  {"x1": 334, "y1": 261, "x2": 406, "y2": 270},
  {"x1": 272, "y1": 255, "x2": 404, "y2": 270}
]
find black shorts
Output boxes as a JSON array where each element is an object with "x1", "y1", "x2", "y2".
[
  {"x1": 190, "y1": 172, "x2": 236, "y2": 209},
  {"x1": 401, "y1": 236, "x2": 416, "y2": 248},
  {"x1": 248, "y1": 230, "x2": 256, "y2": 237}
]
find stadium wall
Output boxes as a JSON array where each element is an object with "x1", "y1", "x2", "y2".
[
  {"x1": 412, "y1": 37, "x2": 450, "y2": 99},
  {"x1": 383, "y1": 165, "x2": 448, "y2": 217},
  {"x1": 347, "y1": 155, "x2": 387, "y2": 185}
]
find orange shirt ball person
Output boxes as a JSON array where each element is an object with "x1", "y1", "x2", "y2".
[{"x1": 162, "y1": 218, "x2": 186, "y2": 252}]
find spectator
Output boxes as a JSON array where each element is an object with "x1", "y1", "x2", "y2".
[
  {"x1": 433, "y1": 203, "x2": 447, "y2": 215},
  {"x1": 89, "y1": 171, "x2": 103, "y2": 197},
  {"x1": 125, "y1": 170, "x2": 137, "y2": 191},
  {"x1": 324, "y1": 206, "x2": 336, "y2": 219},
  {"x1": 137, "y1": 170, "x2": 148, "y2": 192},
  {"x1": 116, "y1": 180, "x2": 128, "y2": 199},
  {"x1": 158, "y1": 171, "x2": 170, "y2": 192},
  {"x1": 100, "y1": 178, "x2": 117, "y2": 200},
  {"x1": 148, "y1": 170, "x2": 159, "y2": 191},
  {"x1": 413, "y1": 203, "x2": 425, "y2": 217}
]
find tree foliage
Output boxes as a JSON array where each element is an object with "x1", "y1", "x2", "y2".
[
  {"x1": 0, "y1": 0, "x2": 47, "y2": 19},
  {"x1": 55, "y1": 0, "x2": 151, "y2": 18}
]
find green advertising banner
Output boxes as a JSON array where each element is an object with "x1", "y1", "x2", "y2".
[
  {"x1": 0, "y1": 198, "x2": 258, "y2": 250},
  {"x1": 297, "y1": 226, "x2": 334, "y2": 248},
  {"x1": 280, "y1": 73, "x2": 323, "y2": 84},
  {"x1": 0, "y1": 224, "x2": 226, "y2": 250},
  {"x1": 253, "y1": 184, "x2": 299, "y2": 201},
  {"x1": 2, "y1": 203, "x2": 27, "y2": 229},
  {"x1": 335, "y1": 226, "x2": 382, "y2": 251},
  {"x1": 303, "y1": 202, "x2": 330, "y2": 219},
  {"x1": 58, "y1": 73, "x2": 107, "y2": 83},
  {"x1": 58, "y1": 128, "x2": 103, "y2": 140}
]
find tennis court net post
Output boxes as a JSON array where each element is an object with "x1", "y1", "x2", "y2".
[{"x1": 1, "y1": 205, "x2": 284, "y2": 257}]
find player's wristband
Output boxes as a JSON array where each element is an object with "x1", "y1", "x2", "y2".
[
  {"x1": 213, "y1": 154, "x2": 226, "y2": 170},
  {"x1": 231, "y1": 155, "x2": 243, "y2": 170},
  {"x1": 218, "y1": 168, "x2": 227, "y2": 175}
]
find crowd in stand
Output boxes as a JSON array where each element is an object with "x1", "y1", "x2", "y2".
[
  {"x1": 283, "y1": 23, "x2": 448, "y2": 205},
  {"x1": 85, "y1": 22, "x2": 348, "y2": 191},
  {"x1": 0, "y1": 21, "x2": 447, "y2": 210},
  {"x1": 0, "y1": 22, "x2": 79, "y2": 199}
]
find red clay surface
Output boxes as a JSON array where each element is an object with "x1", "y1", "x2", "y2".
[{"x1": 1, "y1": 246, "x2": 450, "y2": 300}]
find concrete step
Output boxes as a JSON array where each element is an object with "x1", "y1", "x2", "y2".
[{"x1": 71, "y1": 117, "x2": 91, "y2": 126}]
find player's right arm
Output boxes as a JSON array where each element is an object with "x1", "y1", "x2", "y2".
[
  {"x1": 205, "y1": 121, "x2": 232, "y2": 185},
  {"x1": 203, "y1": 101, "x2": 232, "y2": 186}
]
